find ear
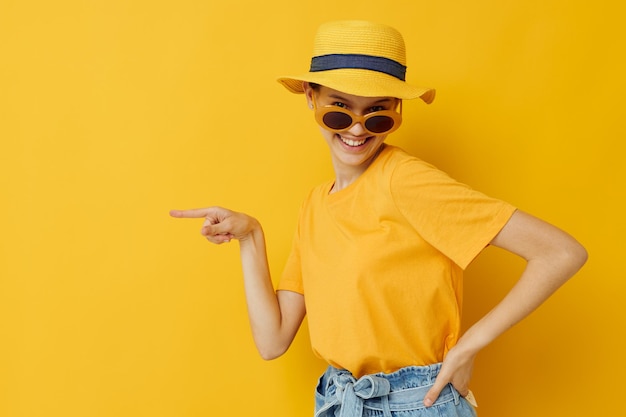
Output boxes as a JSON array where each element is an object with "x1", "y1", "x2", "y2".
[{"x1": 303, "y1": 82, "x2": 314, "y2": 109}]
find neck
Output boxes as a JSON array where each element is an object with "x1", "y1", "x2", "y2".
[{"x1": 329, "y1": 144, "x2": 385, "y2": 193}]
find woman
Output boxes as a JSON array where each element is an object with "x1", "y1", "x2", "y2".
[{"x1": 170, "y1": 21, "x2": 587, "y2": 417}]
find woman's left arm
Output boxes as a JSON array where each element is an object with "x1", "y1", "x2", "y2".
[{"x1": 424, "y1": 209, "x2": 588, "y2": 407}]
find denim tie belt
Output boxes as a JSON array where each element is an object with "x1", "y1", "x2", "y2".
[{"x1": 314, "y1": 370, "x2": 459, "y2": 417}]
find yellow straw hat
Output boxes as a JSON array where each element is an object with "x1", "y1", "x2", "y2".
[{"x1": 277, "y1": 20, "x2": 435, "y2": 103}]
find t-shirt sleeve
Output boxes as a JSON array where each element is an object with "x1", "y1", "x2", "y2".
[
  {"x1": 276, "y1": 213, "x2": 305, "y2": 295},
  {"x1": 390, "y1": 158, "x2": 516, "y2": 269}
]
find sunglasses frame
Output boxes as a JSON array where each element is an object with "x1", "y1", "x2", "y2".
[{"x1": 311, "y1": 92, "x2": 403, "y2": 136}]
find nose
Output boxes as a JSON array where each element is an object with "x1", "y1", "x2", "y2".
[{"x1": 346, "y1": 120, "x2": 368, "y2": 136}]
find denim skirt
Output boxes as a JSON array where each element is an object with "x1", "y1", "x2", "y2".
[{"x1": 314, "y1": 363, "x2": 477, "y2": 417}]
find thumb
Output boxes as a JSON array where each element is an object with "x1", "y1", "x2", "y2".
[
  {"x1": 201, "y1": 221, "x2": 229, "y2": 236},
  {"x1": 202, "y1": 215, "x2": 238, "y2": 237},
  {"x1": 424, "y1": 378, "x2": 448, "y2": 408}
]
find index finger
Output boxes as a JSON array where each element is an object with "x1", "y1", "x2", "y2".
[{"x1": 169, "y1": 208, "x2": 213, "y2": 218}]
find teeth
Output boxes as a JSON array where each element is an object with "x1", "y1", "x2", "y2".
[{"x1": 340, "y1": 137, "x2": 367, "y2": 147}]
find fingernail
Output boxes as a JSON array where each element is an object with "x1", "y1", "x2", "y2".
[{"x1": 424, "y1": 398, "x2": 433, "y2": 407}]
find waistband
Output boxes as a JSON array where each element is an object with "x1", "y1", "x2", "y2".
[{"x1": 315, "y1": 364, "x2": 461, "y2": 417}]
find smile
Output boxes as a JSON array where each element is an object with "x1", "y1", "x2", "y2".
[{"x1": 339, "y1": 135, "x2": 369, "y2": 147}]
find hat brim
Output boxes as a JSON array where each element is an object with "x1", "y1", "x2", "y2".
[{"x1": 277, "y1": 68, "x2": 435, "y2": 103}]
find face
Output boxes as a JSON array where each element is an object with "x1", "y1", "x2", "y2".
[{"x1": 303, "y1": 83, "x2": 401, "y2": 174}]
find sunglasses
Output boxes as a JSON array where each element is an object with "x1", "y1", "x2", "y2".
[{"x1": 312, "y1": 93, "x2": 403, "y2": 135}]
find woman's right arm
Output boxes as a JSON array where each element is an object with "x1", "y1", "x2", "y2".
[{"x1": 170, "y1": 206, "x2": 306, "y2": 360}]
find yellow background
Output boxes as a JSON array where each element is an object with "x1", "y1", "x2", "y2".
[{"x1": 1, "y1": 1, "x2": 624, "y2": 416}]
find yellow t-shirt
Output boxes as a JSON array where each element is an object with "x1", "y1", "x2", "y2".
[{"x1": 277, "y1": 145, "x2": 516, "y2": 378}]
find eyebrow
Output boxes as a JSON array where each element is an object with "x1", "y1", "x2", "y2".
[{"x1": 327, "y1": 93, "x2": 394, "y2": 106}]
